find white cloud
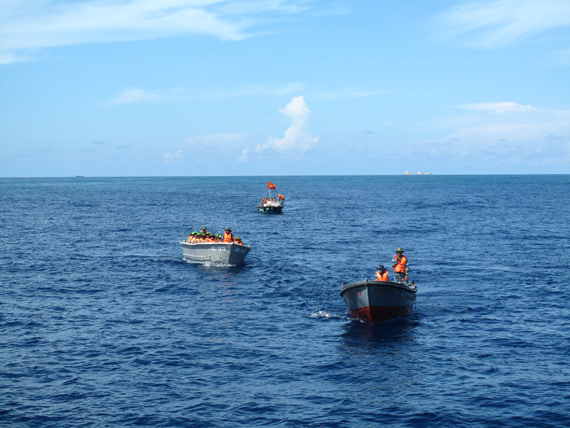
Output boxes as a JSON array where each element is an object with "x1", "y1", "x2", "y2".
[
  {"x1": 0, "y1": 0, "x2": 318, "y2": 61},
  {"x1": 0, "y1": 1, "x2": 245, "y2": 57},
  {"x1": 163, "y1": 149, "x2": 184, "y2": 162},
  {"x1": 237, "y1": 148, "x2": 249, "y2": 162},
  {"x1": 422, "y1": 102, "x2": 570, "y2": 163},
  {"x1": 255, "y1": 96, "x2": 320, "y2": 153},
  {"x1": 108, "y1": 83, "x2": 304, "y2": 105},
  {"x1": 0, "y1": 51, "x2": 28, "y2": 65},
  {"x1": 110, "y1": 87, "x2": 163, "y2": 104},
  {"x1": 436, "y1": 0, "x2": 570, "y2": 47},
  {"x1": 459, "y1": 102, "x2": 533, "y2": 114}
]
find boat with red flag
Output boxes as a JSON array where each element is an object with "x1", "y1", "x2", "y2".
[
  {"x1": 340, "y1": 279, "x2": 417, "y2": 323},
  {"x1": 257, "y1": 181, "x2": 284, "y2": 214}
]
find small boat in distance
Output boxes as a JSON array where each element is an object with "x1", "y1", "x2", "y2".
[
  {"x1": 257, "y1": 181, "x2": 284, "y2": 214},
  {"x1": 403, "y1": 171, "x2": 410, "y2": 175},
  {"x1": 340, "y1": 279, "x2": 417, "y2": 323},
  {"x1": 180, "y1": 241, "x2": 251, "y2": 265}
]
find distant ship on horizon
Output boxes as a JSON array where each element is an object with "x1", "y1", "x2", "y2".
[{"x1": 403, "y1": 171, "x2": 432, "y2": 175}]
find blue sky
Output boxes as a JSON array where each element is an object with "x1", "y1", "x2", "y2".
[{"x1": 1, "y1": 0, "x2": 569, "y2": 177}]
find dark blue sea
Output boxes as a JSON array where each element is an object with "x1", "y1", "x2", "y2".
[{"x1": 1, "y1": 175, "x2": 569, "y2": 427}]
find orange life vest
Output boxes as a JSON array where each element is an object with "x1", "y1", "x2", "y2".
[
  {"x1": 376, "y1": 271, "x2": 389, "y2": 281},
  {"x1": 223, "y1": 232, "x2": 233, "y2": 243},
  {"x1": 393, "y1": 255, "x2": 407, "y2": 273}
]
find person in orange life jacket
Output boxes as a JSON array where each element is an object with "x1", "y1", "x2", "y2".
[
  {"x1": 392, "y1": 247, "x2": 409, "y2": 282},
  {"x1": 376, "y1": 265, "x2": 389, "y2": 281},
  {"x1": 223, "y1": 227, "x2": 233, "y2": 243},
  {"x1": 234, "y1": 236, "x2": 244, "y2": 245}
]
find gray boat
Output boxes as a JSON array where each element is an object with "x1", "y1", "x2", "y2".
[
  {"x1": 340, "y1": 280, "x2": 417, "y2": 323},
  {"x1": 180, "y1": 242, "x2": 251, "y2": 265}
]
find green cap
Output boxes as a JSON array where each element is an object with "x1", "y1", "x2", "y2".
[{"x1": 396, "y1": 247, "x2": 404, "y2": 253}]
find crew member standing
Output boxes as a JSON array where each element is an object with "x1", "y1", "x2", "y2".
[
  {"x1": 392, "y1": 247, "x2": 409, "y2": 283},
  {"x1": 375, "y1": 265, "x2": 389, "y2": 281}
]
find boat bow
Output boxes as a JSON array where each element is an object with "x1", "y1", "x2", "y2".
[{"x1": 340, "y1": 280, "x2": 417, "y2": 323}]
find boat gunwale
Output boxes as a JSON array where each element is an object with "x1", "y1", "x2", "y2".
[
  {"x1": 179, "y1": 242, "x2": 251, "y2": 249},
  {"x1": 340, "y1": 280, "x2": 417, "y2": 296}
]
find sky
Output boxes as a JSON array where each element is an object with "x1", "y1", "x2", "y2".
[{"x1": 1, "y1": 0, "x2": 569, "y2": 177}]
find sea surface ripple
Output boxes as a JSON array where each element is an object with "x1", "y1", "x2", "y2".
[{"x1": 1, "y1": 175, "x2": 569, "y2": 427}]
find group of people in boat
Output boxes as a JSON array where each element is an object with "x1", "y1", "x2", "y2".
[
  {"x1": 186, "y1": 226, "x2": 244, "y2": 245},
  {"x1": 375, "y1": 247, "x2": 410, "y2": 284},
  {"x1": 259, "y1": 194, "x2": 284, "y2": 205}
]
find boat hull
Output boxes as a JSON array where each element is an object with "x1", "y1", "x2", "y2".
[
  {"x1": 340, "y1": 280, "x2": 417, "y2": 323},
  {"x1": 257, "y1": 204, "x2": 283, "y2": 214},
  {"x1": 180, "y1": 242, "x2": 251, "y2": 265}
]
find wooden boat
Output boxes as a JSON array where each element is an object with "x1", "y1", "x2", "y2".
[{"x1": 340, "y1": 280, "x2": 417, "y2": 323}]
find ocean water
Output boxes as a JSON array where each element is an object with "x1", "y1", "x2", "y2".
[{"x1": 1, "y1": 175, "x2": 569, "y2": 427}]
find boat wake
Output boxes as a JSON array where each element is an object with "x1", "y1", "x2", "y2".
[
  {"x1": 152, "y1": 258, "x2": 186, "y2": 264},
  {"x1": 183, "y1": 259, "x2": 247, "y2": 269},
  {"x1": 309, "y1": 309, "x2": 348, "y2": 320}
]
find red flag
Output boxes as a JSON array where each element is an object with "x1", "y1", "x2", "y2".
[{"x1": 267, "y1": 182, "x2": 276, "y2": 190}]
